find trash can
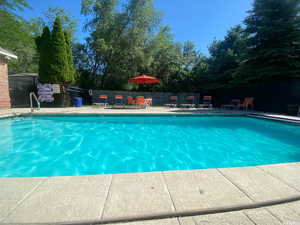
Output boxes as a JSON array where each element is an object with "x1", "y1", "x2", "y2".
[{"x1": 74, "y1": 97, "x2": 83, "y2": 107}]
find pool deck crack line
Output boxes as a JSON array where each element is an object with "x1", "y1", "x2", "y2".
[
  {"x1": 161, "y1": 172, "x2": 177, "y2": 212},
  {"x1": 176, "y1": 217, "x2": 182, "y2": 225},
  {"x1": 266, "y1": 203, "x2": 300, "y2": 223},
  {"x1": 257, "y1": 166, "x2": 300, "y2": 193},
  {"x1": 100, "y1": 174, "x2": 113, "y2": 220},
  {"x1": 216, "y1": 169, "x2": 255, "y2": 203},
  {"x1": 243, "y1": 212, "x2": 259, "y2": 225},
  {"x1": 192, "y1": 216, "x2": 199, "y2": 225},
  {"x1": 1, "y1": 178, "x2": 49, "y2": 222},
  {"x1": 265, "y1": 208, "x2": 285, "y2": 224}
]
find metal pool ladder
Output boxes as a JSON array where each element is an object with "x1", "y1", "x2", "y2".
[{"x1": 29, "y1": 92, "x2": 40, "y2": 112}]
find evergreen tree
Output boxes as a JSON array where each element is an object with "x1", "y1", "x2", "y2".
[
  {"x1": 235, "y1": 0, "x2": 300, "y2": 83},
  {"x1": 36, "y1": 26, "x2": 52, "y2": 83},
  {"x1": 64, "y1": 31, "x2": 76, "y2": 83},
  {"x1": 48, "y1": 17, "x2": 69, "y2": 83}
]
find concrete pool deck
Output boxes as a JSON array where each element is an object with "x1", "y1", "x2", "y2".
[
  {"x1": 1, "y1": 164, "x2": 300, "y2": 224},
  {"x1": 0, "y1": 106, "x2": 246, "y2": 117},
  {"x1": 0, "y1": 107, "x2": 300, "y2": 224},
  {"x1": 1, "y1": 106, "x2": 300, "y2": 122}
]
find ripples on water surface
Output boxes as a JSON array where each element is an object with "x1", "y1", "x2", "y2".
[{"x1": 0, "y1": 116, "x2": 300, "y2": 177}]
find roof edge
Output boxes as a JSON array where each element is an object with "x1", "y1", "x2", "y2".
[{"x1": 0, "y1": 48, "x2": 18, "y2": 59}]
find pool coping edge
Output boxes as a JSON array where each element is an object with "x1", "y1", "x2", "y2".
[{"x1": 52, "y1": 195, "x2": 300, "y2": 225}]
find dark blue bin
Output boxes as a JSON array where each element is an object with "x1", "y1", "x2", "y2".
[{"x1": 74, "y1": 97, "x2": 83, "y2": 107}]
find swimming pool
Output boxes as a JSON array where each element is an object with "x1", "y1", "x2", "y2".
[{"x1": 0, "y1": 115, "x2": 299, "y2": 177}]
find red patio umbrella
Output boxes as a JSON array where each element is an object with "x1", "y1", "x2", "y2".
[{"x1": 129, "y1": 75, "x2": 160, "y2": 84}]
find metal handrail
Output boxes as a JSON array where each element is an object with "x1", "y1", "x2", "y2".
[{"x1": 29, "y1": 92, "x2": 40, "y2": 112}]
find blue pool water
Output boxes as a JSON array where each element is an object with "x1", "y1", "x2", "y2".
[{"x1": 0, "y1": 115, "x2": 300, "y2": 177}]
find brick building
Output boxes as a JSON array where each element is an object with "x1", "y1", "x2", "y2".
[{"x1": 0, "y1": 47, "x2": 17, "y2": 109}]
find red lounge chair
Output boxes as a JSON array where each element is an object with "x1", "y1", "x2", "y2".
[
  {"x1": 135, "y1": 96, "x2": 146, "y2": 108},
  {"x1": 94, "y1": 95, "x2": 108, "y2": 107},
  {"x1": 199, "y1": 96, "x2": 213, "y2": 109},
  {"x1": 127, "y1": 96, "x2": 135, "y2": 105},
  {"x1": 181, "y1": 96, "x2": 195, "y2": 108},
  {"x1": 241, "y1": 97, "x2": 254, "y2": 111},
  {"x1": 114, "y1": 95, "x2": 123, "y2": 105},
  {"x1": 135, "y1": 96, "x2": 152, "y2": 108}
]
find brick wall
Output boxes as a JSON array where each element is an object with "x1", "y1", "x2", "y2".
[{"x1": 0, "y1": 55, "x2": 11, "y2": 108}]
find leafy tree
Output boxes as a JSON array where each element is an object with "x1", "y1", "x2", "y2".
[
  {"x1": 30, "y1": 7, "x2": 78, "y2": 39},
  {"x1": 79, "y1": 0, "x2": 201, "y2": 92},
  {"x1": 0, "y1": 0, "x2": 29, "y2": 14},
  {"x1": 48, "y1": 17, "x2": 69, "y2": 83},
  {"x1": 81, "y1": 0, "x2": 119, "y2": 89},
  {"x1": 0, "y1": 14, "x2": 38, "y2": 73},
  {"x1": 182, "y1": 41, "x2": 198, "y2": 70},
  {"x1": 80, "y1": 0, "x2": 162, "y2": 90},
  {"x1": 0, "y1": 0, "x2": 38, "y2": 73},
  {"x1": 165, "y1": 41, "x2": 199, "y2": 92},
  {"x1": 235, "y1": 0, "x2": 300, "y2": 83},
  {"x1": 35, "y1": 26, "x2": 52, "y2": 83},
  {"x1": 192, "y1": 25, "x2": 246, "y2": 90},
  {"x1": 143, "y1": 26, "x2": 181, "y2": 90},
  {"x1": 73, "y1": 42, "x2": 103, "y2": 88}
]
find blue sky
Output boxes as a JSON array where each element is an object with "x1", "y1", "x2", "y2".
[{"x1": 19, "y1": 0, "x2": 254, "y2": 55}]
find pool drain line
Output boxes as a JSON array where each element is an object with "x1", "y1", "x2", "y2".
[{"x1": 26, "y1": 195, "x2": 300, "y2": 225}]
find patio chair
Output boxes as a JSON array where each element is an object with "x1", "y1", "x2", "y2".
[
  {"x1": 221, "y1": 99, "x2": 241, "y2": 110},
  {"x1": 127, "y1": 96, "x2": 135, "y2": 105},
  {"x1": 114, "y1": 95, "x2": 123, "y2": 105},
  {"x1": 135, "y1": 96, "x2": 147, "y2": 108},
  {"x1": 94, "y1": 95, "x2": 108, "y2": 108},
  {"x1": 199, "y1": 96, "x2": 213, "y2": 109},
  {"x1": 181, "y1": 96, "x2": 195, "y2": 108},
  {"x1": 165, "y1": 96, "x2": 178, "y2": 108},
  {"x1": 144, "y1": 97, "x2": 153, "y2": 108},
  {"x1": 241, "y1": 97, "x2": 254, "y2": 111}
]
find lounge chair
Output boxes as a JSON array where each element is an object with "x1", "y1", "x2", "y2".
[
  {"x1": 199, "y1": 96, "x2": 213, "y2": 109},
  {"x1": 127, "y1": 96, "x2": 135, "y2": 105},
  {"x1": 181, "y1": 96, "x2": 195, "y2": 108},
  {"x1": 94, "y1": 95, "x2": 108, "y2": 108},
  {"x1": 135, "y1": 96, "x2": 147, "y2": 108},
  {"x1": 144, "y1": 98, "x2": 152, "y2": 107},
  {"x1": 114, "y1": 95, "x2": 123, "y2": 105},
  {"x1": 165, "y1": 96, "x2": 178, "y2": 108},
  {"x1": 221, "y1": 99, "x2": 241, "y2": 110},
  {"x1": 240, "y1": 97, "x2": 254, "y2": 111}
]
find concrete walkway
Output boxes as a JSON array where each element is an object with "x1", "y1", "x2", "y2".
[
  {"x1": 1, "y1": 163, "x2": 300, "y2": 224},
  {"x1": 0, "y1": 107, "x2": 300, "y2": 224},
  {"x1": 0, "y1": 106, "x2": 246, "y2": 117},
  {"x1": 1, "y1": 106, "x2": 300, "y2": 122}
]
